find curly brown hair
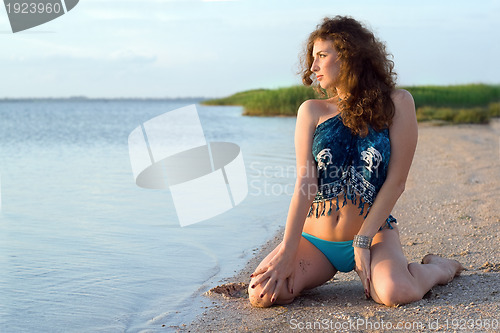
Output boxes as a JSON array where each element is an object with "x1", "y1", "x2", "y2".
[{"x1": 300, "y1": 16, "x2": 397, "y2": 136}]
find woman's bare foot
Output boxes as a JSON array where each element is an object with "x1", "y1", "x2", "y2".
[{"x1": 421, "y1": 254, "x2": 465, "y2": 285}]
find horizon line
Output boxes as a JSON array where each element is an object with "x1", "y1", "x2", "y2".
[
  {"x1": 0, "y1": 96, "x2": 210, "y2": 101},
  {"x1": 1, "y1": 82, "x2": 498, "y2": 101}
]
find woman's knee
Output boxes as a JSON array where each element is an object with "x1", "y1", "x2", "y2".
[
  {"x1": 372, "y1": 277, "x2": 420, "y2": 307},
  {"x1": 248, "y1": 282, "x2": 274, "y2": 308},
  {"x1": 247, "y1": 277, "x2": 295, "y2": 308}
]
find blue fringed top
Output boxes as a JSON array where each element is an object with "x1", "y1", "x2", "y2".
[{"x1": 307, "y1": 113, "x2": 397, "y2": 229}]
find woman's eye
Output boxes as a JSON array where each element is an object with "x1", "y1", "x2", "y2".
[{"x1": 319, "y1": 54, "x2": 326, "y2": 58}]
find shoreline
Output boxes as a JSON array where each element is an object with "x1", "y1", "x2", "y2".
[{"x1": 181, "y1": 121, "x2": 500, "y2": 332}]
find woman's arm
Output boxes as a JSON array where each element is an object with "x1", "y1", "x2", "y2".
[
  {"x1": 282, "y1": 100, "x2": 320, "y2": 252},
  {"x1": 251, "y1": 99, "x2": 319, "y2": 299}
]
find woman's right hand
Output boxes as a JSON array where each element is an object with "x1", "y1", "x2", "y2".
[{"x1": 250, "y1": 245, "x2": 296, "y2": 302}]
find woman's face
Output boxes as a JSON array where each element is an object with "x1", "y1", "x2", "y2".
[{"x1": 310, "y1": 39, "x2": 341, "y2": 90}]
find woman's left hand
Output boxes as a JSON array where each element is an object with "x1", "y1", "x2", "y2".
[{"x1": 354, "y1": 247, "x2": 371, "y2": 298}]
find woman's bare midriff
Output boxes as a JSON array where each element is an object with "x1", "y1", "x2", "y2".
[{"x1": 302, "y1": 194, "x2": 368, "y2": 242}]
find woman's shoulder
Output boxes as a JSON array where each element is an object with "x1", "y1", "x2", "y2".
[
  {"x1": 391, "y1": 89, "x2": 415, "y2": 108},
  {"x1": 298, "y1": 98, "x2": 340, "y2": 129},
  {"x1": 298, "y1": 98, "x2": 337, "y2": 122},
  {"x1": 390, "y1": 89, "x2": 416, "y2": 118},
  {"x1": 298, "y1": 98, "x2": 330, "y2": 112}
]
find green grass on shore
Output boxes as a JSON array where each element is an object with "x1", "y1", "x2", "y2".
[
  {"x1": 406, "y1": 84, "x2": 500, "y2": 108},
  {"x1": 201, "y1": 83, "x2": 500, "y2": 124},
  {"x1": 202, "y1": 88, "x2": 270, "y2": 106},
  {"x1": 203, "y1": 86, "x2": 318, "y2": 116}
]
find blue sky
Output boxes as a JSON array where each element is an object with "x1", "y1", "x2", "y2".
[{"x1": 0, "y1": 0, "x2": 498, "y2": 98}]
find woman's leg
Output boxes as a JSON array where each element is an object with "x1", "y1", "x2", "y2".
[
  {"x1": 248, "y1": 236, "x2": 337, "y2": 307},
  {"x1": 370, "y1": 226, "x2": 464, "y2": 306}
]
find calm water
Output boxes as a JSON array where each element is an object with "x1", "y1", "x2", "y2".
[{"x1": 0, "y1": 100, "x2": 297, "y2": 332}]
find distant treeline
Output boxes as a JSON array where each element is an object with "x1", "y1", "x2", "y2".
[
  {"x1": 202, "y1": 84, "x2": 500, "y2": 124},
  {"x1": 0, "y1": 97, "x2": 206, "y2": 103}
]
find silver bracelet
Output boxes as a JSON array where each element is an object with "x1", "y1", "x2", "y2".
[{"x1": 352, "y1": 235, "x2": 372, "y2": 249}]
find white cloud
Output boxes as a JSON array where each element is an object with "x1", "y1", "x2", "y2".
[
  {"x1": 81, "y1": 8, "x2": 148, "y2": 21},
  {"x1": 1, "y1": 0, "x2": 498, "y2": 98},
  {"x1": 109, "y1": 49, "x2": 157, "y2": 63}
]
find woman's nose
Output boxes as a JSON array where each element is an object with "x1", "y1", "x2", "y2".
[{"x1": 310, "y1": 59, "x2": 319, "y2": 72}]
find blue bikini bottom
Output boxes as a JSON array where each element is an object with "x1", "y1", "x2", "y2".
[{"x1": 301, "y1": 232, "x2": 355, "y2": 273}]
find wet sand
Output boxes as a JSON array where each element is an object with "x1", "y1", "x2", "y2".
[{"x1": 181, "y1": 121, "x2": 500, "y2": 332}]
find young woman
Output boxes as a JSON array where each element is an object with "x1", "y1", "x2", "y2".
[{"x1": 248, "y1": 16, "x2": 463, "y2": 307}]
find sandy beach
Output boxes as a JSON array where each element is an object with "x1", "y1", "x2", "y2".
[{"x1": 180, "y1": 120, "x2": 500, "y2": 333}]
